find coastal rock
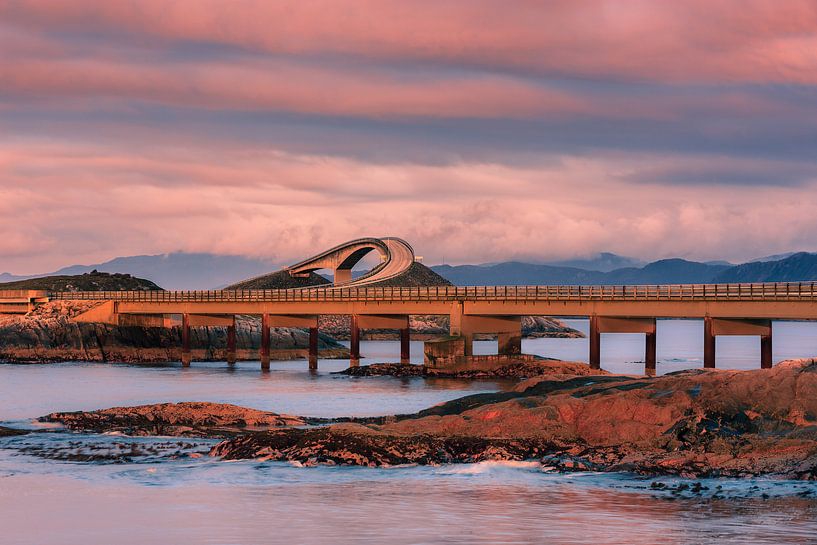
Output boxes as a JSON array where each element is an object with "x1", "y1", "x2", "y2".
[
  {"x1": 338, "y1": 359, "x2": 604, "y2": 379},
  {"x1": 42, "y1": 402, "x2": 305, "y2": 437},
  {"x1": 319, "y1": 314, "x2": 583, "y2": 340},
  {"x1": 0, "y1": 426, "x2": 30, "y2": 437},
  {"x1": 212, "y1": 359, "x2": 817, "y2": 478},
  {"x1": 210, "y1": 424, "x2": 555, "y2": 466}
]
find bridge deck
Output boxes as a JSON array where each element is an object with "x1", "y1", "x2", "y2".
[{"x1": 48, "y1": 282, "x2": 817, "y2": 304}]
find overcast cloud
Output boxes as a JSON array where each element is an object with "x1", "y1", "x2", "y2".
[{"x1": 1, "y1": 0, "x2": 816, "y2": 273}]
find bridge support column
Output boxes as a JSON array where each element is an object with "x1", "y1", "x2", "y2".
[
  {"x1": 645, "y1": 330, "x2": 657, "y2": 376},
  {"x1": 261, "y1": 313, "x2": 270, "y2": 370},
  {"x1": 498, "y1": 331, "x2": 522, "y2": 356},
  {"x1": 589, "y1": 315, "x2": 600, "y2": 369},
  {"x1": 400, "y1": 327, "x2": 410, "y2": 364},
  {"x1": 226, "y1": 317, "x2": 236, "y2": 365},
  {"x1": 309, "y1": 327, "x2": 319, "y2": 370},
  {"x1": 350, "y1": 315, "x2": 360, "y2": 367},
  {"x1": 761, "y1": 332, "x2": 773, "y2": 369},
  {"x1": 704, "y1": 316, "x2": 716, "y2": 368},
  {"x1": 334, "y1": 268, "x2": 352, "y2": 285},
  {"x1": 181, "y1": 313, "x2": 191, "y2": 367}
]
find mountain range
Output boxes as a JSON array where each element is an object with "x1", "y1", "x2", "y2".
[
  {"x1": 430, "y1": 252, "x2": 817, "y2": 286},
  {"x1": 0, "y1": 253, "x2": 276, "y2": 290},
  {"x1": 3, "y1": 251, "x2": 817, "y2": 290}
]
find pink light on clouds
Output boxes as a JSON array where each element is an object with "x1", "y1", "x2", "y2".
[
  {"x1": 1, "y1": 0, "x2": 816, "y2": 84},
  {"x1": 1, "y1": 0, "x2": 816, "y2": 273},
  {"x1": 2, "y1": 135, "x2": 817, "y2": 273}
]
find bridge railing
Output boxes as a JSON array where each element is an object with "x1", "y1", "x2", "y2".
[{"x1": 47, "y1": 281, "x2": 817, "y2": 303}]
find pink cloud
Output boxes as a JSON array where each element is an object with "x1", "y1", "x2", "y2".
[
  {"x1": 2, "y1": 0, "x2": 816, "y2": 84},
  {"x1": 0, "y1": 57, "x2": 587, "y2": 119},
  {"x1": 2, "y1": 137, "x2": 817, "y2": 273}
]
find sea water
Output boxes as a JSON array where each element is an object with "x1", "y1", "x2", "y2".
[{"x1": 2, "y1": 322, "x2": 817, "y2": 545}]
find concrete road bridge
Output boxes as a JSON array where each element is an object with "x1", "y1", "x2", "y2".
[
  {"x1": 286, "y1": 236, "x2": 415, "y2": 286},
  {"x1": 2, "y1": 238, "x2": 816, "y2": 374}
]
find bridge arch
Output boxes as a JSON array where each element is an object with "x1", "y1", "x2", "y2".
[{"x1": 287, "y1": 237, "x2": 415, "y2": 286}]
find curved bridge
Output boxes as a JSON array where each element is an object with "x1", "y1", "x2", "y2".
[{"x1": 287, "y1": 237, "x2": 415, "y2": 286}]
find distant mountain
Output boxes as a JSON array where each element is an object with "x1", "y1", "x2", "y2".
[
  {"x1": 6, "y1": 250, "x2": 817, "y2": 291},
  {"x1": 0, "y1": 272, "x2": 26, "y2": 283},
  {"x1": 539, "y1": 252, "x2": 644, "y2": 272},
  {"x1": 432, "y1": 254, "x2": 817, "y2": 286},
  {"x1": 713, "y1": 253, "x2": 817, "y2": 283},
  {"x1": 1, "y1": 253, "x2": 277, "y2": 290},
  {"x1": 431, "y1": 262, "x2": 604, "y2": 286},
  {"x1": 748, "y1": 252, "x2": 800, "y2": 263}
]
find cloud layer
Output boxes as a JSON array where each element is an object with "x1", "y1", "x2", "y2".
[{"x1": 1, "y1": 1, "x2": 816, "y2": 273}]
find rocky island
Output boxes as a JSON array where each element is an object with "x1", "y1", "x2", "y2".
[
  {"x1": 0, "y1": 300, "x2": 348, "y2": 363},
  {"x1": 42, "y1": 402, "x2": 305, "y2": 437},
  {"x1": 210, "y1": 358, "x2": 817, "y2": 478},
  {"x1": 27, "y1": 359, "x2": 817, "y2": 480}
]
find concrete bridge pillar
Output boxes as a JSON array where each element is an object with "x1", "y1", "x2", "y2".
[
  {"x1": 260, "y1": 313, "x2": 270, "y2": 370},
  {"x1": 498, "y1": 331, "x2": 522, "y2": 355},
  {"x1": 334, "y1": 268, "x2": 352, "y2": 285},
  {"x1": 705, "y1": 318, "x2": 773, "y2": 369},
  {"x1": 309, "y1": 327, "x2": 319, "y2": 370},
  {"x1": 226, "y1": 317, "x2": 237, "y2": 365},
  {"x1": 400, "y1": 327, "x2": 411, "y2": 364},
  {"x1": 704, "y1": 316, "x2": 716, "y2": 368},
  {"x1": 590, "y1": 316, "x2": 656, "y2": 374},
  {"x1": 589, "y1": 315, "x2": 601, "y2": 370},
  {"x1": 181, "y1": 313, "x2": 191, "y2": 367},
  {"x1": 350, "y1": 315, "x2": 360, "y2": 367},
  {"x1": 761, "y1": 333, "x2": 773, "y2": 369},
  {"x1": 449, "y1": 302, "x2": 464, "y2": 336},
  {"x1": 645, "y1": 330, "x2": 657, "y2": 376}
]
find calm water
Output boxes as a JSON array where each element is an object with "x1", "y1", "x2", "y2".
[{"x1": 2, "y1": 323, "x2": 817, "y2": 545}]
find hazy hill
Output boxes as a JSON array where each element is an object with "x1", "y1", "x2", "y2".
[
  {"x1": 431, "y1": 262, "x2": 605, "y2": 286},
  {"x1": 538, "y1": 252, "x2": 644, "y2": 272},
  {"x1": 601, "y1": 259, "x2": 730, "y2": 284},
  {"x1": 5, "y1": 250, "x2": 817, "y2": 291},
  {"x1": 1, "y1": 253, "x2": 276, "y2": 290},
  {"x1": 712, "y1": 253, "x2": 817, "y2": 283},
  {"x1": 431, "y1": 253, "x2": 817, "y2": 286}
]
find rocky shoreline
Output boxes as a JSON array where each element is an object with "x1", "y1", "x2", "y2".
[
  {"x1": 0, "y1": 301, "x2": 348, "y2": 364},
  {"x1": 337, "y1": 360, "x2": 605, "y2": 379},
  {"x1": 0, "y1": 301, "x2": 583, "y2": 364},
  {"x1": 16, "y1": 358, "x2": 817, "y2": 479},
  {"x1": 209, "y1": 359, "x2": 817, "y2": 478},
  {"x1": 42, "y1": 402, "x2": 306, "y2": 438},
  {"x1": 319, "y1": 314, "x2": 583, "y2": 340}
]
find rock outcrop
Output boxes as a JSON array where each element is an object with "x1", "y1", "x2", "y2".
[
  {"x1": 338, "y1": 359, "x2": 602, "y2": 379},
  {"x1": 225, "y1": 270, "x2": 331, "y2": 290},
  {"x1": 0, "y1": 301, "x2": 347, "y2": 363},
  {"x1": 42, "y1": 402, "x2": 305, "y2": 437},
  {"x1": 0, "y1": 426, "x2": 29, "y2": 437},
  {"x1": 211, "y1": 359, "x2": 817, "y2": 479},
  {"x1": 319, "y1": 314, "x2": 582, "y2": 340},
  {"x1": 0, "y1": 270, "x2": 161, "y2": 291}
]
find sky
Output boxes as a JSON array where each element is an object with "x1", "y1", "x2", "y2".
[{"x1": 1, "y1": 0, "x2": 817, "y2": 274}]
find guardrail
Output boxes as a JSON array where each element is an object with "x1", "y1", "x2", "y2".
[{"x1": 47, "y1": 282, "x2": 817, "y2": 303}]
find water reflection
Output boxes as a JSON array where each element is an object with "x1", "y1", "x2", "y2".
[
  {"x1": 2, "y1": 326, "x2": 817, "y2": 545},
  {"x1": 0, "y1": 466, "x2": 815, "y2": 545}
]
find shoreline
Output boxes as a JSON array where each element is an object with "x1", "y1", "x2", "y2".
[
  {"x1": 0, "y1": 347, "x2": 350, "y2": 365},
  {"x1": 9, "y1": 358, "x2": 817, "y2": 480}
]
